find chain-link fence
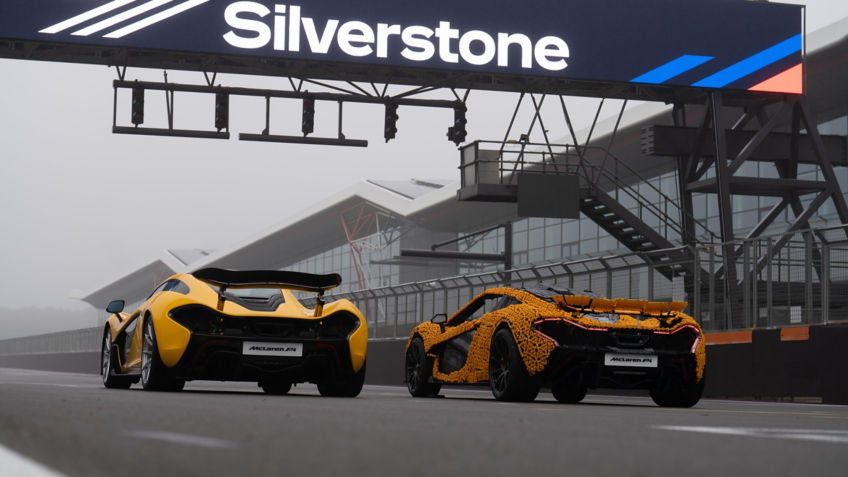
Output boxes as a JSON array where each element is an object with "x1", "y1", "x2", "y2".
[{"x1": 2, "y1": 224, "x2": 846, "y2": 354}]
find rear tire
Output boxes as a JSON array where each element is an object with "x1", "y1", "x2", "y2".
[
  {"x1": 101, "y1": 329, "x2": 132, "y2": 389},
  {"x1": 551, "y1": 377, "x2": 587, "y2": 404},
  {"x1": 141, "y1": 317, "x2": 185, "y2": 392},
  {"x1": 488, "y1": 328, "x2": 539, "y2": 402},
  {"x1": 260, "y1": 380, "x2": 292, "y2": 395},
  {"x1": 650, "y1": 372, "x2": 705, "y2": 408},
  {"x1": 317, "y1": 360, "x2": 366, "y2": 397},
  {"x1": 405, "y1": 336, "x2": 441, "y2": 397}
]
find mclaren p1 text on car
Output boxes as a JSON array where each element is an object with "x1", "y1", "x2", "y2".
[
  {"x1": 100, "y1": 268, "x2": 367, "y2": 397},
  {"x1": 405, "y1": 285, "x2": 705, "y2": 407}
]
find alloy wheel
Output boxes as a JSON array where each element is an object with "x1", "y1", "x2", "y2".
[
  {"x1": 101, "y1": 333, "x2": 111, "y2": 381},
  {"x1": 406, "y1": 344, "x2": 423, "y2": 393},
  {"x1": 141, "y1": 320, "x2": 153, "y2": 385},
  {"x1": 490, "y1": 336, "x2": 510, "y2": 393}
]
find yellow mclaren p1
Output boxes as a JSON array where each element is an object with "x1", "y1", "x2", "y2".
[
  {"x1": 100, "y1": 268, "x2": 367, "y2": 396},
  {"x1": 405, "y1": 284, "x2": 705, "y2": 407}
]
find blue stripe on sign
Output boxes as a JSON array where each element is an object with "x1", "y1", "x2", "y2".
[
  {"x1": 692, "y1": 33, "x2": 802, "y2": 88},
  {"x1": 631, "y1": 55, "x2": 714, "y2": 84}
]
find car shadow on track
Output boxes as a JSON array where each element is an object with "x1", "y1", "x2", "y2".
[
  {"x1": 118, "y1": 386, "x2": 326, "y2": 398},
  {"x1": 421, "y1": 393, "x2": 656, "y2": 408},
  {"x1": 118, "y1": 386, "x2": 658, "y2": 407}
]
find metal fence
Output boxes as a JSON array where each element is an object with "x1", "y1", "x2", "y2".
[
  {"x1": 318, "y1": 224, "x2": 848, "y2": 339},
  {"x1": 2, "y1": 224, "x2": 846, "y2": 355}
]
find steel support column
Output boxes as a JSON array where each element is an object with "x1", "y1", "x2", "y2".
[
  {"x1": 710, "y1": 92, "x2": 739, "y2": 325},
  {"x1": 673, "y1": 103, "x2": 696, "y2": 246}
]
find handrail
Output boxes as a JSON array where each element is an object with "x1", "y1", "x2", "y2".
[
  {"x1": 462, "y1": 140, "x2": 720, "y2": 243},
  {"x1": 319, "y1": 224, "x2": 840, "y2": 303}
]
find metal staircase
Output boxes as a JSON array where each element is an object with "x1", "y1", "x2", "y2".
[
  {"x1": 579, "y1": 192, "x2": 689, "y2": 279},
  {"x1": 574, "y1": 153, "x2": 712, "y2": 280},
  {"x1": 458, "y1": 139, "x2": 718, "y2": 280},
  {"x1": 580, "y1": 190, "x2": 677, "y2": 252}
]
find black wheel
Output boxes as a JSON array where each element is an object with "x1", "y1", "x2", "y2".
[
  {"x1": 405, "y1": 337, "x2": 441, "y2": 397},
  {"x1": 260, "y1": 380, "x2": 293, "y2": 395},
  {"x1": 650, "y1": 372, "x2": 705, "y2": 408},
  {"x1": 551, "y1": 377, "x2": 587, "y2": 404},
  {"x1": 101, "y1": 329, "x2": 132, "y2": 389},
  {"x1": 317, "y1": 360, "x2": 366, "y2": 397},
  {"x1": 488, "y1": 328, "x2": 540, "y2": 402},
  {"x1": 141, "y1": 317, "x2": 185, "y2": 392}
]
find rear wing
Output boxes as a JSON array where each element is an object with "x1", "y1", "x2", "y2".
[
  {"x1": 553, "y1": 295, "x2": 687, "y2": 317},
  {"x1": 192, "y1": 268, "x2": 342, "y2": 315}
]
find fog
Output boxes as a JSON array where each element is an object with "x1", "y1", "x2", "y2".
[{"x1": 0, "y1": 0, "x2": 843, "y2": 338}]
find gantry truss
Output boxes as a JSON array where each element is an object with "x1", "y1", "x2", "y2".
[{"x1": 457, "y1": 89, "x2": 847, "y2": 322}]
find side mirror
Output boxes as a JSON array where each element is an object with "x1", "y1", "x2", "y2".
[
  {"x1": 106, "y1": 300, "x2": 125, "y2": 315},
  {"x1": 431, "y1": 313, "x2": 447, "y2": 325}
]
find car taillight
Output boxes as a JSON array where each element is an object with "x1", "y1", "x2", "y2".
[
  {"x1": 653, "y1": 324, "x2": 701, "y2": 353},
  {"x1": 532, "y1": 317, "x2": 608, "y2": 346}
]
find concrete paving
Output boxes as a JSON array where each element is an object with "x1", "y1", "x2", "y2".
[{"x1": 1, "y1": 367, "x2": 847, "y2": 477}]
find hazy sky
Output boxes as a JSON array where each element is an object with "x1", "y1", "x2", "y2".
[{"x1": 0, "y1": 0, "x2": 845, "y2": 318}]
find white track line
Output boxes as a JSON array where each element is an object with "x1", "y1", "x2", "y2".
[
  {"x1": 655, "y1": 426, "x2": 848, "y2": 444},
  {"x1": 0, "y1": 443, "x2": 65, "y2": 477},
  {"x1": 123, "y1": 430, "x2": 236, "y2": 449}
]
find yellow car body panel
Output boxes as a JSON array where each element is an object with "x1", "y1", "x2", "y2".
[
  {"x1": 124, "y1": 315, "x2": 143, "y2": 370},
  {"x1": 105, "y1": 312, "x2": 133, "y2": 368},
  {"x1": 321, "y1": 299, "x2": 368, "y2": 373},
  {"x1": 146, "y1": 291, "x2": 194, "y2": 368}
]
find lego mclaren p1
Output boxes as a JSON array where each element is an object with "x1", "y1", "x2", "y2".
[
  {"x1": 100, "y1": 268, "x2": 367, "y2": 396},
  {"x1": 405, "y1": 285, "x2": 705, "y2": 407}
]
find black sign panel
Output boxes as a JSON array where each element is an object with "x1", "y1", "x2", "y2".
[
  {"x1": 517, "y1": 173, "x2": 579, "y2": 219},
  {"x1": 0, "y1": 0, "x2": 803, "y2": 93}
]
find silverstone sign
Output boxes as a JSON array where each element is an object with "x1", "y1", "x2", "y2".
[
  {"x1": 220, "y1": 3, "x2": 569, "y2": 71},
  {"x1": 0, "y1": 0, "x2": 804, "y2": 93}
]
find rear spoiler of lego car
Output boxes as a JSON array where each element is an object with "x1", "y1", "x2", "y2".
[
  {"x1": 192, "y1": 268, "x2": 341, "y2": 292},
  {"x1": 192, "y1": 268, "x2": 342, "y2": 315},
  {"x1": 553, "y1": 295, "x2": 687, "y2": 316}
]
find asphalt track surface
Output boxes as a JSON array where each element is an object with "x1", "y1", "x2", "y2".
[{"x1": 1, "y1": 368, "x2": 847, "y2": 477}]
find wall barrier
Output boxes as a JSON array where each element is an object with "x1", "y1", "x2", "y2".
[
  {"x1": 0, "y1": 327, "x2": 100, "y2": 355},
  {"x1": 2, "y1": 327, "x2": 846, "y2": 404}
]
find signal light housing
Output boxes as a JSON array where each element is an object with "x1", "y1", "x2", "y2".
[
  {"x1": 447, "y1": 102, "x2": 467, "y2": 145},
  {"x1": 302, "y1": 96, "x2": 315, "y2": 136},
  {"x1": 131, "y1": 86, "x2": 145, "y2": 126},
  {"x1": 215, "y1": 91, "x2": 229, "y2": 131},
  {"x1": 384, "y1": 103, "x2": 399, "y2": 142}
]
